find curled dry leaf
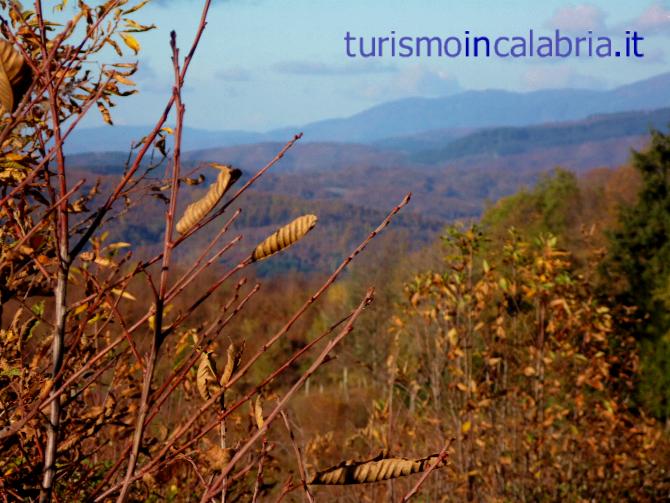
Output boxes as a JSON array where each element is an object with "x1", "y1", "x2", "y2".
[
  {"x1": 196, "y1": 352, "x2": 221, "y2": 401},
  {"x1": 253, "y1": 395, "x2": 264, "y2": 430},
  {"x1": 97, "y1": 101, "x2": 113, "y2": 125},
  {"x1": 182, "y1": 174, "x2": 205, "y2": 186},
  {"x1": 252, "y1": 214, "x2": 318, "y2": 262},
  {"x1": 0, "y1": 39, "x2": 31, "y2": 114},
  {"x1": 204, "y1": 442, "x2": 235, "y2": 471},
  {"x1": 175, "y1": 164, "x2": 241, "y2": 234},
  {"x1": 219, "y1": 343, "x2": 241, "y2": 387},
  {"x1": 309, "y1": 451, "x2": 447, "y2": 485}
]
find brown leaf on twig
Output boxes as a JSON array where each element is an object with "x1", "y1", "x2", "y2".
[
  {"x1": 219, "y1": 343, "x2": 242, "y2": 387},
  {"x1": 252, "y1": 214, "x2": 317, "y2": 262},
  {"x1": 176, "y1": 164, "x2": 241, "y2": 234},
  {"x1": 0, "y1": 39, "x2": 30, "y2": 114},
  {"x1": 203, "y1": 442, "x2": 235, "y2": 471},
  {"x1": 309, "y1": 451, "x2": 447, "y2": 485},
  {"x1": 253, "y1": 395, "x2": 264, "y2": 430},
  {"x1": 196, "y1": 351, "x2": 220, "y2": 401}
]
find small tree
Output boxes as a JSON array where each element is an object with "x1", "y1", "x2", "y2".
[
  {"x1": 608, "y1": 129, "x2": 670, "y2": 419},
  {"x1": 382, "y1": 225, "x2": 669, "y2": 501}
]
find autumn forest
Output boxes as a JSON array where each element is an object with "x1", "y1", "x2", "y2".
[{"x1": 1, "y1": 1, "x2": 670, "y2": 502}]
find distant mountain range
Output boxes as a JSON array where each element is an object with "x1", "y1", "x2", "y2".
[
  {"x1": 65, "y1": 72, "x2": 670, "y2": 274},
  {"x1": 65, "y1": 72, "x2": 670, "y2": 154},
  {"x1": 70, "y1": 107, "x2": 670, "y2": 175}
]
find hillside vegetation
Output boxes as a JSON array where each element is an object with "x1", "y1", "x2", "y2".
[{"x1": 1, "y1": 2, "x2": 669, "y2": 501}]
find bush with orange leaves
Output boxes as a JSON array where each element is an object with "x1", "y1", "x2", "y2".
[{"x1": 381, "y1": 226, "x2": 670, "y2": 501}]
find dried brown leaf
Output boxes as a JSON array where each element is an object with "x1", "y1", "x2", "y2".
[
  {"x1": 309, "y1": 451, "x2": 446, "y2": 485},
  {"x1": 252, "y1": 214, "x2": 317, "y2": 261},
  {"x1": 253, "y1": 395, "x2": 264, "y2": 430},
  {"x1": 176, "y1": 164, "x2": 241, "y2": 234},
  {"x1": 219, "y1": 343, "x2": 241, "y2": 387},
  {"x1": 196, "y1": 352, "x2": 220, "y2": 401},
  {"x1": 0, "y1": 39, "x2": 30, "y2": 114}
]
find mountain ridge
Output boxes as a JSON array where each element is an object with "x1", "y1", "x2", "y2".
[{"x1": 65, "y1": 72, "x2": 670, "y2": 154}]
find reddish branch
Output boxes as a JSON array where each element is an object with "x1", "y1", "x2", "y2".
[
  {"x1": 280, "y1": 411, "x2": 315, "y2": 503},
  {"x1": 201, "y1": 288, "x2": 376, "y2": 500},
  {"x1": 400, "y1": 439, "x2": 454, "y2": 502}
]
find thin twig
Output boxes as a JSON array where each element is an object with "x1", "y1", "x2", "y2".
[
  {"x1": 280, "y1": 411, "x2": 315, "y2": 503},
  {"x1": 116, "y1": 30, "x2": 186, "y2": 503},
  {"x1": 400, "y1": 439, "x2": 454, "y2": 503},
  {"x1": 201, "y1": 288, "x2": 375, "y2": 501},
  {"x1": 226, "y1": 193, "x2": 412, "y2": 390},
  {"x1": 93, "y1": 192, "x2": 408, "y2": 499},
  {"x1": 251, "y1": 436, "x2": 268, "y2": 503}
]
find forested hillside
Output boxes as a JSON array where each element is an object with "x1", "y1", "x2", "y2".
[{"x1": 2, "y1": 2, "x2": 669, "y2": 501}]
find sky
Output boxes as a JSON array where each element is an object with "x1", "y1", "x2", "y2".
[{"x1": 72, "y1": 0, "x2": 670, "y2": 131}]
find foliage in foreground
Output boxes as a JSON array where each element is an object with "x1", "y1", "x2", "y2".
[
  {"x1": 382, "y1": 228, "x2": 669, "y2": 501},
  {"x1": 0, "y1": 0, "x2": 669, "y2": 501},
  {"x1": 0, "y1": 2, "x2": 435, "y2": 501}
]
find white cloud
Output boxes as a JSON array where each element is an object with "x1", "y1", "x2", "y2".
[
  {"x1": 545, "y1": 4, "x2": 607, "y2": 33},
  {"x1": 356, "y1": 66, "x2": 461, "y2": 100},
  {"x1": 629, "y1": 3, "x2": 670, "y2": 34},
  {"x1": 216, "y1": 67, "x2": 253, "y2": 81},
  {"x1": 272, "y1": 60, "x2": 396, "y2": 76}
]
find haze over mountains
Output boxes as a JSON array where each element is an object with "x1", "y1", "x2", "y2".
[
  {"x1": 69, "y1": 72, "x2": 670, "y2": 272},
  {"x1": 68, "y1": 72, "x2": 670, "y2": 154}
]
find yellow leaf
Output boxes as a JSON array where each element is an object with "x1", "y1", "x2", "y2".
[
  {"x1": 219, "y1": 344, "x2": 239, "y2": 387},
  {"x1": 97, "y1": 101, "x2": 113, "y2": 125},
  {"x1": 106, "y1": 242, "x2": 131, "y2": 250},
  {"x1": 119, "y1": 32, "x2": 141, "y2": 54},
  {"x1": 197, "y1": 352, "x2": 220, "y2": 401},
  {"x1": 447, "y1": 328, "x2": 458, "y2": 346},
  {"x1": 123, "y1": 0, "x2": 151, "y2": 15},
  {"x1": 462, "y1": 420, "x2": 472, "y2": 434},
  {"x1": 73, "y1": 303, "x2": 88, "y2": 316},
  {"x1": 94, "y1": 256, "x2": 114, "y2": 268},
  {"x1": 111, "y1": 288, "x2": 136, "y2": 301},
  {"x1": 114, "y1": 73, "x2": 136, "y2": 86},
  {"x1": 123, "y1": 19, "x2": 156, "y2": 32},
  {"x1": 253, "y1": 396, "x2": 264, "y2": 430},
  {"x1": 309, "y1": 451, "x2": 447, "y2": 485},
  {"x1": 176, "y1": 165, "x2": 241, "y2": 234}
]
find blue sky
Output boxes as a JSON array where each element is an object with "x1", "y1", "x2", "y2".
[{"x1": 80, "y1": 0, "x2": 670, "y2": 130}]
